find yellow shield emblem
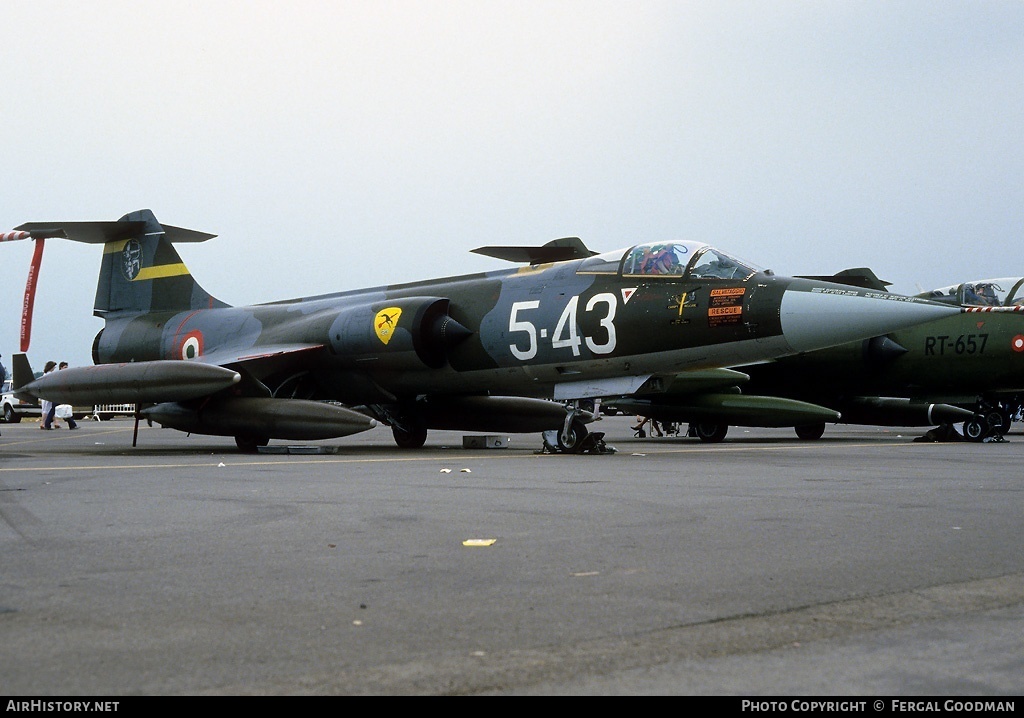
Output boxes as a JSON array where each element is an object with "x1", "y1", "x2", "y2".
[{"x1": 374, "y1": 307, "x2": 402, "y2": 345}]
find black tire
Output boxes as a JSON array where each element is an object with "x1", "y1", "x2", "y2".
[
  {"x1": 392, "y1": 422, "x2": 427, "y2": 449},
  {"x1": 3, "y1": 404, "x2": 21, "y2": 424},
  {"x1": 795, "y1": 423, "x2": 826, "y2": 440},
  {"x1": 986, "y1": 409, "x2": 1012, "y2": 437},
  {"x1": 557, "y1": 419, "x2": 588, "y2": 453},
  {"x1": 235, "y1": 435, "x2": 269, "y2": 453},
  {"x1": 963, "y1": 417, "x2": 987, "y2": 442},
  {"x1": 693, "y1": 422, "x2": 728, "y2": 443}
]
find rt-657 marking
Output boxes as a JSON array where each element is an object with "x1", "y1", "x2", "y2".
[{"x1": 924, "y1": 334, "x2": 988, "y2": 355}]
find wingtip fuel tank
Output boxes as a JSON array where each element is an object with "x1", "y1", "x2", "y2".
[{"x1": 16, "y1": 357, "x2": 241, "y2": 405}]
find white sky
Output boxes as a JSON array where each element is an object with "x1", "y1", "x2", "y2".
[{"x1": 2, "y1": 0, "x2": 1023, "y2": 368}]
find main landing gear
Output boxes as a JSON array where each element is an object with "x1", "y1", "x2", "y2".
[
  {"x1": 391, "y1": 415, "x2": 428, "y2": 449},
  {"x1": 962, "y1": 400, "x2": 1017, "y2": 442},
  {"x1": 541, "y1": 402, "x2": 614, "y2": 454}
]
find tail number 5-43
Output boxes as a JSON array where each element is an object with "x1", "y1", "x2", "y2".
[{"x1": 509, "y1": 294, "x2": 617, "y2": 360}]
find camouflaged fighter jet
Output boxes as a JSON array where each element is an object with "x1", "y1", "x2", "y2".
[
  {"x1": 5, "y1": 209, "x2": 964, "y2": 452},
  {"x1": 617, "y1": 270, "x2": 1024, "y2": 443}
]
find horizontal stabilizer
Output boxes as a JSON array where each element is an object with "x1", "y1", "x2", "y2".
[
  {"x1": 14, "y1": 220, "x2": 215, "y2": 244},
  {"x1": 472, "y1": 237, "x2": 597, "y2": 264}
]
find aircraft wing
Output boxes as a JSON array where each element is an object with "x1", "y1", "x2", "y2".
[
  {"x1": 796, "y1": 267, "x2": 891, "y2": 291},
  {"x1": 201, "y1": 343, "x2": 326, "y2": 367},
  {"x1": 471, "y1": 236, "x2": 597, "y2": 264}
]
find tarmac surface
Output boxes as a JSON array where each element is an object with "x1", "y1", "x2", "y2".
[{"x1": 1, "y1": 415, "x2": 1022, "y2": 696}]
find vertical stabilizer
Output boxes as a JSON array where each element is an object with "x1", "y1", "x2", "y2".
[
  {"x1": 16, "y1": 210, "x2": 229, "y2": 316},
  {"x1": 94, "y1": 210, "x2": 228, "y2": 315}
]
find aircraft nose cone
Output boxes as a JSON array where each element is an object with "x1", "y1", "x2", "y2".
[{"x1": 779, "y1": 280, "x2": 959, "y2": 353}]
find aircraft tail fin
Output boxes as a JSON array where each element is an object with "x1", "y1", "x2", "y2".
[{"x1": 15, "y1": 209, "x2": 229, "y2": 317}]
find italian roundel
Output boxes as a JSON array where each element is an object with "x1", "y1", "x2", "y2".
[{"x1": 180, "y1": 330, "x2": 204, "y2": 359}]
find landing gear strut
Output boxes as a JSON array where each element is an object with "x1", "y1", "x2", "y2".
[
  {"x1": 542, "y1": 401, "x2": 614, "y2": 454},
  {"x1": 557, "y1": 415, "x2": 589, "y2": 453}
]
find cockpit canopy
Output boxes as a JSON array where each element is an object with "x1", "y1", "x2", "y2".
[
  {"x1": 576, "y1": 241, "x2": 761, "y2": 280},
  {"x1": 920, "y1": 277, "x2": 1024, "y2": 307}
]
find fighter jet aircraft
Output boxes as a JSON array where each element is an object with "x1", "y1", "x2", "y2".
[
  {"x1": 4, "y1": 210, "x2": 963, "y2": 452},
  {"x1": 619, "y1": 270, "x2": 1024, "y2": 443}
]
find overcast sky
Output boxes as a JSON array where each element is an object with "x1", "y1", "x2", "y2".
[{"x1": 2, "y1": 1, "x2": 1022, "y2": 369}]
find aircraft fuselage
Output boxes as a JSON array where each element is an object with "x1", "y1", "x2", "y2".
[{"x1": 93, "y1": 261, "x2": 793, "y2": 404}]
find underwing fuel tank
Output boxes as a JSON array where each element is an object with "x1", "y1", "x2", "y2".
[
  {"x1": 141, "y1": 397, "x2": 377, "y2": 440},
  {"x1": 16, "y1": 359, "x2": 241, "y2": 405},
  {"x1": 839, "y1": 397, "x2": 975, "y2": 426},
  {"x1": 611, "y1": 393, "x2": 841, "y2": 428},
  {"x1": 416, "y1": 396, "x2": 573, "y2": 433}
]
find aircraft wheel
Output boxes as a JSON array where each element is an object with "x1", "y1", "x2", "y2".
[
  {"x1": 392, "y1": 422, "x2": 427, "y2": 449},
  {"x1": 557, "y1": 419, "x2": 588, "y2": 453},
  {"x1": 986, "y1": 409, "x2": 1012, "y2": 436},
  {"x1": 235, "y1": 435, "x2": 269, "y2": 453},
  {"x1": 963, "y1": 417, "x2": 987, "y2": 442},
  {"x1": 693, "y1": 422, "x2": 728, "y2": 443},
  {"x1": 795, "y1": 422, "x2": 826, "y2": 440},
  {"x1": 4, "y1": 404, "x2": 21, "y2": 424}
]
